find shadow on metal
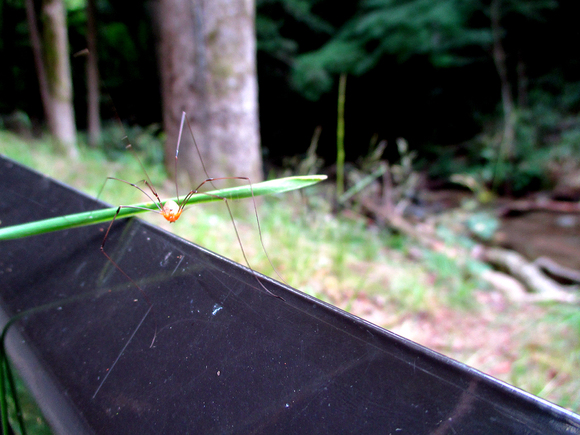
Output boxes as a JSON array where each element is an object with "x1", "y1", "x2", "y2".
[{"x1": 1, "y1": 155, "x2": 579, "y2": 434}]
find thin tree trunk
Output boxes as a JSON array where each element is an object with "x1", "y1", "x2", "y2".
[
  {"x1": 157, "y1": 0, "x2": 262, "y2": 189},
  {"x1": 86, "y1": 0, "x2": 101, "y2": 147},
  {"x1": 26, "y1": 0, "x2": 78, "y2": 158},
  {"x1": 25, "y1": 0, "x2": 51, "y2": 125},
  {"x1": 203, "y1": 0, "x2": 262, "y2": 183},
  {"x1": 516, "y1": 53, "x2": 528, "y2": 109},
  {"x1": 490, "y1": 0, "x2": 515, "y2": 160}
]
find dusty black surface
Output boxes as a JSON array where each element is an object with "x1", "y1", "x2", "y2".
[{"x1": 1, "y1": 155, "x2": 580, "y2": 434}]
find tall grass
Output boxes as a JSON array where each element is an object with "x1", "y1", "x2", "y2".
[{"x1": 336, "y1": 73, "x2": 347, "y2": 199}]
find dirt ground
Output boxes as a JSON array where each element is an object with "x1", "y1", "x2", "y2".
[{"x1": 336, "y1": 265, "x2": 579, "y2": 414}]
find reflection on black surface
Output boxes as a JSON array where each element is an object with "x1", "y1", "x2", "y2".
[{"x1": 1, "y1": 156, "x2": 580, "y2": 434}]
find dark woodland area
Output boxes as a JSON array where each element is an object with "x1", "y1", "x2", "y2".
[{"x1": 1, "y1": 0, "x2": 579, "y2": 188}]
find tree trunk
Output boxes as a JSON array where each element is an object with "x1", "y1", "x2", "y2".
[
  {"x1": 157, "y1": 0, "x2": 262, "y2": 190},
  {"x1": 86, "y1": 0, "x2": 101, "y2": 147},
  {"x1": 25, "y1": 0, "x2": 51, "y2": 129},
  {"x1": 26, "y1": 0, "x2": 78, "y2": 158}
]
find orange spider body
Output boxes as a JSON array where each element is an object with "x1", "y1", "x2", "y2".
[{"x1": 161, "y1": 200, "x2": 182, "y2": 223}]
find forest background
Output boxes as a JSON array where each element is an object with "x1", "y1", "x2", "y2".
[
  {"x1": 1, "y1": 0, "x2": 580, "y2": 422},
  {"x1": 1, "y1": 0, "x2": 579, "y2": 190}
]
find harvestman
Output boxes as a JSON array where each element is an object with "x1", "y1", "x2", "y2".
[{"x1": 99, "y1": 112, "x2": 284, "y2": 348}]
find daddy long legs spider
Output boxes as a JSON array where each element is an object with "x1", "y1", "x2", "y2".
[{"x1": 99, "y1": 111, "x2": 284, "y2": 348}]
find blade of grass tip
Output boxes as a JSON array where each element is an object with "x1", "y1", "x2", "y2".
[
  {"x1": 0, "y1": 302, "x2": 73, "y2": 434},
  {"x1": 0, "y1": 351, "x2": 8, "y2": 435},
  {"x1": 198, "y1": 175, "x2": 327, "y2": 202},
  {"x1": 3, "y1": 357, "x2": 26, "y2": 435},
  {"x1": 336, "y1": 73, "x2": 347, "y2": 199},
  {"x1": 0, "y1": 175, "x2": 327, "y2": 241},
  {"x1": 0, "y1": 315, "x2": 21, "y2": 435},
  {"x1": 0, "y1": 320, "x2": 12, "y2": 435}
]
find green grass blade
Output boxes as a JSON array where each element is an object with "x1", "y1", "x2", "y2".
[
  {"x1": 0, "y1": 175, "x2": 327, "y2": 240},
  {"x1": 336, "y1": 73, "x2": 347, "y2": 199}
]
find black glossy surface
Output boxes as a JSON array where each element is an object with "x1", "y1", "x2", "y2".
[{"x1": 1, "y1": 155, "x2": 580, "y2": 434}]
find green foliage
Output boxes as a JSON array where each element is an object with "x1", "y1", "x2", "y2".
[
  {"x1": 102, "y1": 22, "x2": 139, "y2": 63},
  {"x1": 527, "y1": 84, "x2": 580, "y2": 167},
  {"x1": 256, "y1": 0, "x2": 333, "y2": 61},
  {"x1": 509, "y1": 306, "x2": 580, "y2": 412},
  {"x1": 447, "y1": 133, "x2": 548, "y2": 195},
  {"x1": 64, "y1": 0, "x2": 86, "y2": 11},
  {"x1": 291, "y1": 0, "x2": 493, "y2": 99},
  {"x1": 291, "y1": 40, "x2": 364, "y2": 100},
  {"x1": 3, "y1": 367, "x2": 52, "y2": 435},
  {"x1": 99, "y1": 121, "x2": 165, "y2": 166},
  {"x1": 258, "y1": 0, "x2": 333, "y2": 34},
  {"x1": 425, "y1": 77, "x2": 580, "y2": 194},
  {"x1": 495, "y1": 0, "x2": 557, "y2": 19},
  {"x1": 421, "y1": 249, "x2": 481, "y2": 307},
  {"x1": 256, "y1": 14, "x2": 298, "y2": 56}
]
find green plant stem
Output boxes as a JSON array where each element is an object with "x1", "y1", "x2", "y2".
[
  {"x1": 0, "y1": 175, "x2": 327, "y2": 240},
  {"x1": 336, "y1": 73, "x2": 347, "y2": 199}
]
